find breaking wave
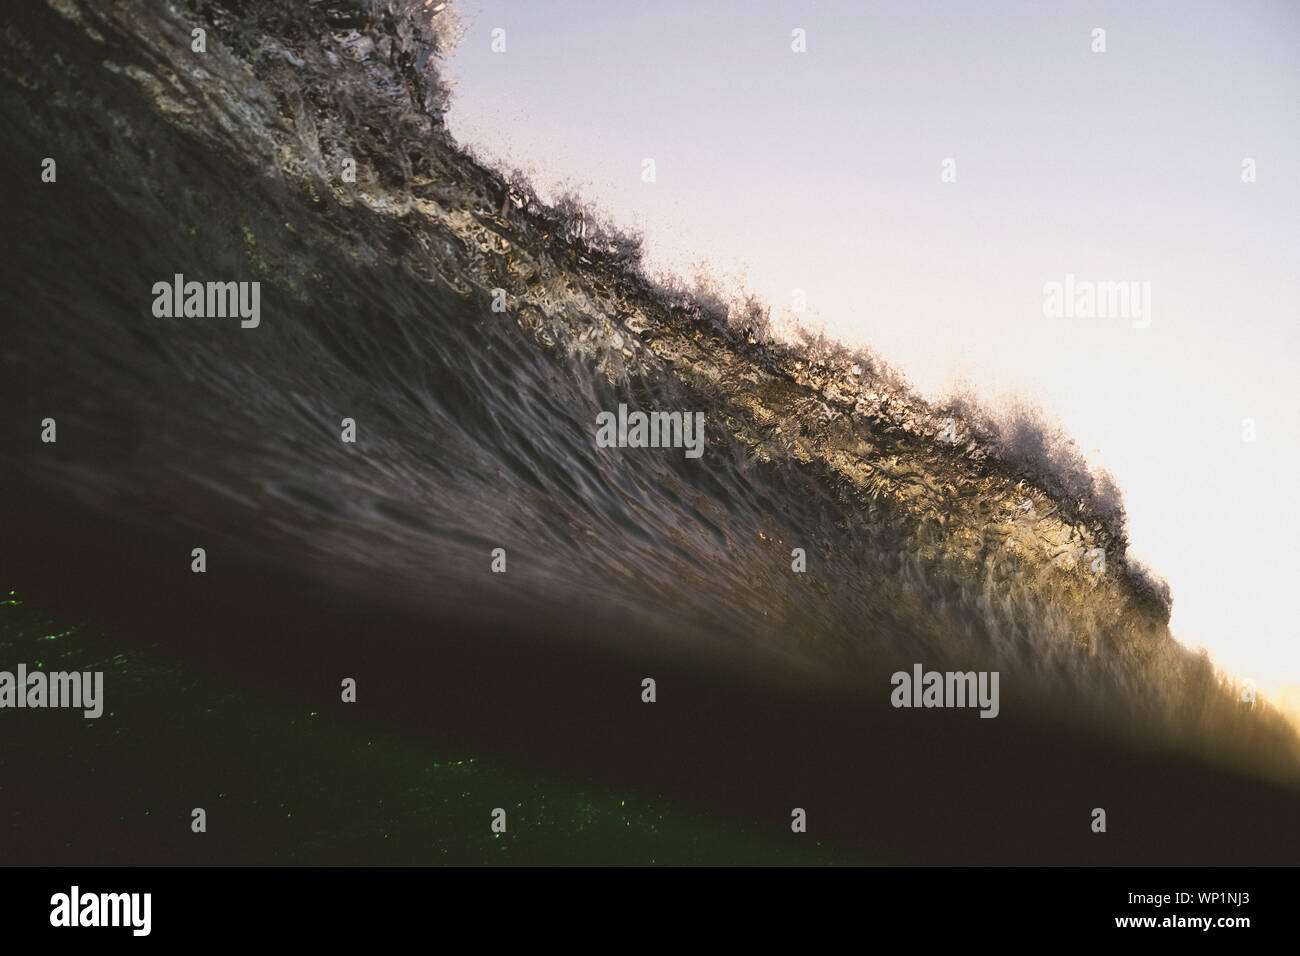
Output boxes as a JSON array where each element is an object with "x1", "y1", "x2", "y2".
[{"x1": 2, "y1": 0, "x2": 1297, "y2": 862}]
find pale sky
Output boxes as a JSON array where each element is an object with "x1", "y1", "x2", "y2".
[{"x1": 440, "y1": 0, "x2": 1300, "y2": 702}]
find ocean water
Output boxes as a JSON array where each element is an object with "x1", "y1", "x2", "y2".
[{"x1": 1, "y1": 0, "x2": 1298, "y2": 864}]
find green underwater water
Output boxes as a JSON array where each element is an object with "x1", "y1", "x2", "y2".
[{"x1": 0, "y1": 589, "x2": 868, "y2": 866}]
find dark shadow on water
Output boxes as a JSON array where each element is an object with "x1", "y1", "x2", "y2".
[{"x1": 4, "y1": 486, "x2": 1298, "y2": 866}]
